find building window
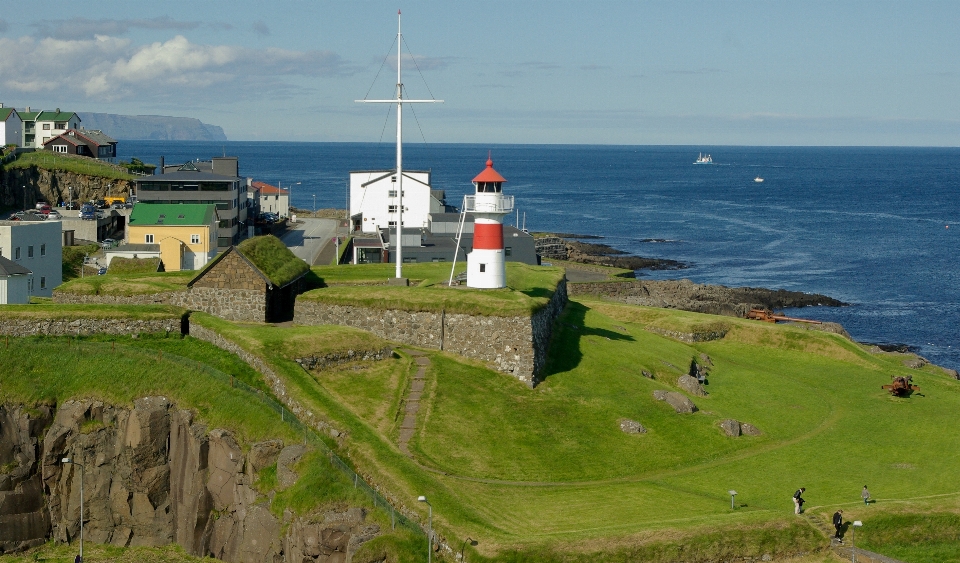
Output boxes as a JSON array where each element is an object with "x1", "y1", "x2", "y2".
[
  {"x1": 191, "y1": 234, "x2": 200, "y2": 244},
  {"x1": 388, "y1": 221, "x2": 397, "y2": 227},
  {"x1": 55, "y1": 122, "x2": 66, "y2": 129},
  {"x1": 28, "y1": 246, "x2": 33, "y2": 258},
  {"x1": 505, "y1": 246, "x2": 512, "y2": 257},
  {"x1": 217, "y1": 237, "x2": 232, "y2": 247},
  {"x1": 15, "y1": 247, "x2": 20, "y2": 260},
  {"x1": 388, "y1": 190, "x2": 397, "y2": 197},
  {"x1": 145, "y1": 234, "x2": 154, "y2": 243},
  {"x1": 388, "y1": 205, "x2": 398, "y2": 213},
  {"x1": 53, "y1": 145, "x2": 67, "y2": 153},
  {"x1": 43, "y1": 124, "x2": 51, "y2": 130},
  {"x1": 480, "y1": 263, "x2": 486, "y2": 272},
  {"x1": 40, "y1": 277, "x2": 46, "y2": 289},
  {"x1": 40, "y1": 244, "x2": 46, "y2": 256}
]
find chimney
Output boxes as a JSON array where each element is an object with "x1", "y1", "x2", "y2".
[
  {"x1": 0, "y1": 103, "x2": 3, "y2": 108},
  {"x1": 56, "y1": 108, "x2": 60, "y2": 113},
  {"x1": 25, "y1": 106, "x2": 30, "y2": 112},
  {"x1": 160, "y1": 156, "x2": 164, "y2": 174}
]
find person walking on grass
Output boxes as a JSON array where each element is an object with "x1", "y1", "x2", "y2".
[
  {"x1": 833, "y1": 509, "x2": 844, "y2": 541},
  {"x1": 793, "y1": 487, "x2": 806, "y2": 514},
  {"x1": 862, "y1": 485, "x2": 871, "y2": 506}
]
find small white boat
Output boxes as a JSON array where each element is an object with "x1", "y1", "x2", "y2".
[
  {"x1": 694, "y1": 153, "x2": 714, "y2": 164},
  {"x1": 754, "y1": 176, "x2": 764, "y2": 183}
]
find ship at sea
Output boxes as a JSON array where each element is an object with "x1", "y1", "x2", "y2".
[{"x1": 694, "y1": 153, "x2": 714, "y2": 164}]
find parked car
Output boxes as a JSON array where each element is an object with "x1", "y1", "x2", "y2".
[
  {"x1": 39, "y1": 204, "x2": 51, "y2": 216},
  {"x1": 100, "y1": 238, "x2": 116, "y2": 249},
  {"x1": 35, "y1": 201, "x2": 48, "y2": 210},
  {"x1": 97, "y1": 267, "x2": 107, "y2": 275},
  {"x1": 65, "y1": 202, "x2": 80, "y2": 210},
  {"x1": 80, "y1": 205, "x2": 96, "y2": 220},
  {"x1": 94, "y1": 199, "x2": 108, "y2": 209},
  {"x1": 46, "y1": 210, "x2": 63, "y2": 220},
  {"x1": 111, "y1": 202, "x2": 124, "y2": 209}
]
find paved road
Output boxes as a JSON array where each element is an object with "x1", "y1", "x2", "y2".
[{"x1": 278, "y1": 218, "x2": 341, "y2": 265}]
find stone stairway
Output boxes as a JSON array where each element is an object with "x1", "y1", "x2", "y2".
[
  {"x1": 398, "y1": 349, "x2": 430, "y2": 457},
  {"x1": 804, "y1": 512, "x2": 907, "y2": 563}
]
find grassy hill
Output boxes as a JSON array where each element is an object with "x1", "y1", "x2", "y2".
[{"x1": 5, "y1": 264, "x2": 960, "y2": 562}]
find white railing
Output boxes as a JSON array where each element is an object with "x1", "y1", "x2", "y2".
[{"x1": 464, "y1": 194, "x2": 514, "y2": 214}]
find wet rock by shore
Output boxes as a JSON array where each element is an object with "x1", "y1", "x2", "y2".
[{"x1": 535, "y1": 235, "x2": 686, "y2": 271}]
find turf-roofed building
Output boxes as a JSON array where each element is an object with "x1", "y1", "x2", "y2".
[{"x1": 188, "y1": 235, "x2": 309, "y2": 323}]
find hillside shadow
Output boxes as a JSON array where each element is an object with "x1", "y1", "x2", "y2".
[{"x1": 540, "y1": 301, "x2": 634, "y2": 381}]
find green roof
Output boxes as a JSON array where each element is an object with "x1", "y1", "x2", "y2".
[
  {"x1": 19, "y1": 111, "x2": 40, "y2": 120},
  {"x1": 35, "y1": 111, "x2": 79, "y2": 122},
  {"x1": 236, "y1": 235, "x2": 309, "y2": 287},
  {"x1": 129, "y1": 203, "x2": 216, "y2": 226},
  {"x1": 0, "y1": 108, "x2": 16, "y2": 121}
]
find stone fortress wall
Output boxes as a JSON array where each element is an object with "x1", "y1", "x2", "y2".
[{"x1": 52, "y1": 279, "x2": 569, "y2": 385}]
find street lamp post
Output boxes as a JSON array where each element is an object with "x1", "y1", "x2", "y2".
[
  {"x1": 61, "y1": 457, "x2": 84, "y2": 563},
  {"x1": 852, "y1": 520, "x2": 862, "y2": 563},
  {"x1": 418, "y1": 496, "x2": 432, "y2": 563},
  {"x1": 312, "y1": 194, "x2": 316, "y2": 215},
  {"x1": 68, "y1": 186, "x2": 73, "y2": 208},
  {"x1": 459, "y1": 537, "x2": 477, "y2": 561}
]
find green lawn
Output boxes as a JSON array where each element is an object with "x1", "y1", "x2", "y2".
[
  {"x1": 301, "y1": 262, "x2": 565, "y2": 316},
  {"x1": 5, "y1": 150, "x2": 135, "y2": 181},
  {"x1": 56, "y1": 270, "x2": 194, "y2": 295},
  {"x1": 201, "y1": 293, "x2": 960, "y2": 557}
]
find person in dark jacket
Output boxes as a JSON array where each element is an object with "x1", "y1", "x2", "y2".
[
  {"x1": 833, "y1": 509, "x2": 844, "y2": 540},
  {"x1": 793, "y1": 487, "x2": 806, "y2": 514}
]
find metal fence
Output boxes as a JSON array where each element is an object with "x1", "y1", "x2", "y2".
[{"x1": 50, "y1": 338, "x2": 425, "y2": 536}]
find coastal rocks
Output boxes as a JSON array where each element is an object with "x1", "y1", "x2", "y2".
[
  {"x1": 653, "y1": 390, "x2": 698, "y2": 414},
  {"x1": 943, "y1": 367, "x2": 960, "y2": 380},
  {"x1": 903, "y1": 357, "x2": 927, "y2": 369},
  {"x1": 2, "y1": 167, "x2": 133, "y2": 211},
  {"x1": 619, "y1": 419, "x2": 647, "y2": 434},
  {"x1": 568, "y1": 279, "x2": 846, "y2": 317},
  {"x1": 677, "y1": 375, "x2": 708, "y2": 397}
]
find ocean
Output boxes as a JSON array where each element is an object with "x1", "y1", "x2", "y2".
[{"x1": 118, "y1": 141, "x2": 960, "y2": 371}]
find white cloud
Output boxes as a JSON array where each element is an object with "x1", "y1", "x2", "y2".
[
  {"x1": 0, "y1": 34, "x2": 353, "y2": 102},
  {"x1": 32, "y1": 16, "x2": 201, "y2": 40}
]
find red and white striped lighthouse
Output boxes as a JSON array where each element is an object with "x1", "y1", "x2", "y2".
[{"x1": 467, "y1": 155, "x2": 514, "y2": 288}]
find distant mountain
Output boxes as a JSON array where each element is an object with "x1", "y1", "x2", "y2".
[{"x1": 77, "y1": 113, "x2": 228, "y2": 141}]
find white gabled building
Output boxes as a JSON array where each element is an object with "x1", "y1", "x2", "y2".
[
  {"x1": 0, "y1": 220, "x2": 63, "y2": 297},
  {"x1": 0, "y1": 255, "x2": 32, "y2": 304},
  {"x1": 349, "y1": 170, "x2": 451, "y2": 233},
  {"x1": 0, "y1": 105, "x2": 23, "y2": 147}
]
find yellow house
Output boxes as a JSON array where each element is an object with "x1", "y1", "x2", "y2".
[{"x1": 127, "y1": 204, "x2": 218, "y2": 271}]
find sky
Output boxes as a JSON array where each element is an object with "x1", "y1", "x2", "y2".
[{"x1": 2, "y1": 1, "x2": 960, "y2": 146}]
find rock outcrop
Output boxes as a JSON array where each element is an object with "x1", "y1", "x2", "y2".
[
  {"x1": 569, "y1": 279, "x2": 846, "y2": 317},
  {"x1": 0, "y1": 399, "x2": 379, "y2": 561},
  {"x1": 677, "y1": 375, "x2": 708, "y2": 397},
  {"x1": 653, "y1": 390, "x2": 698, "y2": 414},
  {"x1": 619, "y1": 419, "x2": 647, "y2": 434}
]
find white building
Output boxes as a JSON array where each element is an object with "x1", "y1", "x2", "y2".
[
  {"x1": 349, "y1": 170, "x2": 449, "y2": 233},
  {"x1": 0, "y1": 220, "x2": 63, "y2": 297},
  {"x1": 0, "y1": 255, "x2": 33, "y2": 304},
  {"x1": 0, "y1": 106, "x2": 23, "y2": 147},
  {"x1": 253, "y1": 181, "x2": 289, "y2": 216}
]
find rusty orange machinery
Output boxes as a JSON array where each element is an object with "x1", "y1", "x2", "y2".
[
  {"x1": 882, "y1": 375, "x2": 919, "y2": 397},
  {"x1": 746, "y1": 308, "x2": 823, "y2": 324}
]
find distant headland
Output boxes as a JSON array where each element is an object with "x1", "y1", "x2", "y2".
[{"x1": 78, "y1": 112, "x2": 227, "y2": 141}]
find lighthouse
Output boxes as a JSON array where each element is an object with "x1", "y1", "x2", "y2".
[{"x1": 466, "y1": 155, "x2": 514, "y2": 288}]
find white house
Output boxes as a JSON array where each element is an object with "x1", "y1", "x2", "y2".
[
  {"x1": 253, "y1": 181, "x2": 289, "y2": 216},
  {"x1": 349, "y1": 170, "x2": 449, "y2": 233},
  {"x1": 0, "y1": 105, "x2": 23, "y2": 147},
  {"x1": 0, "y1": 255, "x2": 33, "y2": 304},
  {"x1": 0, "y1": 220, "x2": 63, "y2": 297}
]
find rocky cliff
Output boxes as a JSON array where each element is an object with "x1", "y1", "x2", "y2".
[
  {"x1": 1, "y1": 166, "x2": 133, "y2": 209},
  {"x1": 0, "y1": 398, "x2": 378, "y2": 562},
  {"x1": 78, "y1": 113, "x2": 227, "y2": 141}
]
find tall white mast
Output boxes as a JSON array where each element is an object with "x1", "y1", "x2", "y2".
[{"x1": 356, "y1": 11, "x2": 442, "y2": 279}]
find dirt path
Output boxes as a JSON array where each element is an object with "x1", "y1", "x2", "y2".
[{"x1": 398, "y1": 349, "x2": 430, "y2": 457}]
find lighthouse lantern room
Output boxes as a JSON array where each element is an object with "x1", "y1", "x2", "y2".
[{"x1": 466, "y1": 156, "x2": 514, "y2": 288}]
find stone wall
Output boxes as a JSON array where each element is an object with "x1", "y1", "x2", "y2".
[
  {"x1": 192, "y1": 251, "x2": 264, "y2": 291},
  {"x1": 53, "y1": 287, "x2": 266, "y2": 323},
  {"x1": 294, "y1": 278, "x2": 568, "y2": 386},
  {"x1": 0, "y1": 317, "x2": 183, "y2": 337}
]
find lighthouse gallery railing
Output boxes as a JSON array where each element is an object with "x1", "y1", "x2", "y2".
[{"x1": 463, "y1": 195, "x2": 514, "y2": 214}]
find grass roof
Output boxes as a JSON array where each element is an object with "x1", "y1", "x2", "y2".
[{"x1": 237, "y1": 235, "x2": 309, "y2": 288}]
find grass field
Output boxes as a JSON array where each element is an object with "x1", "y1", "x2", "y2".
[
  {"x1": 56, "y1": 270, "x2": 194, "y2": 295},
  {"x1": 4, "y1": 150, "x2": 135, "y2": 181},
  {"x1": 192, "y1": 293, "x2": 959, "y2": 560},
  {"x1": 301, "y1": 262, "x2": 565, "y2": 316},
  {"x1": 4, "y1": 281, "x2": 959, "y2": 561}
]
